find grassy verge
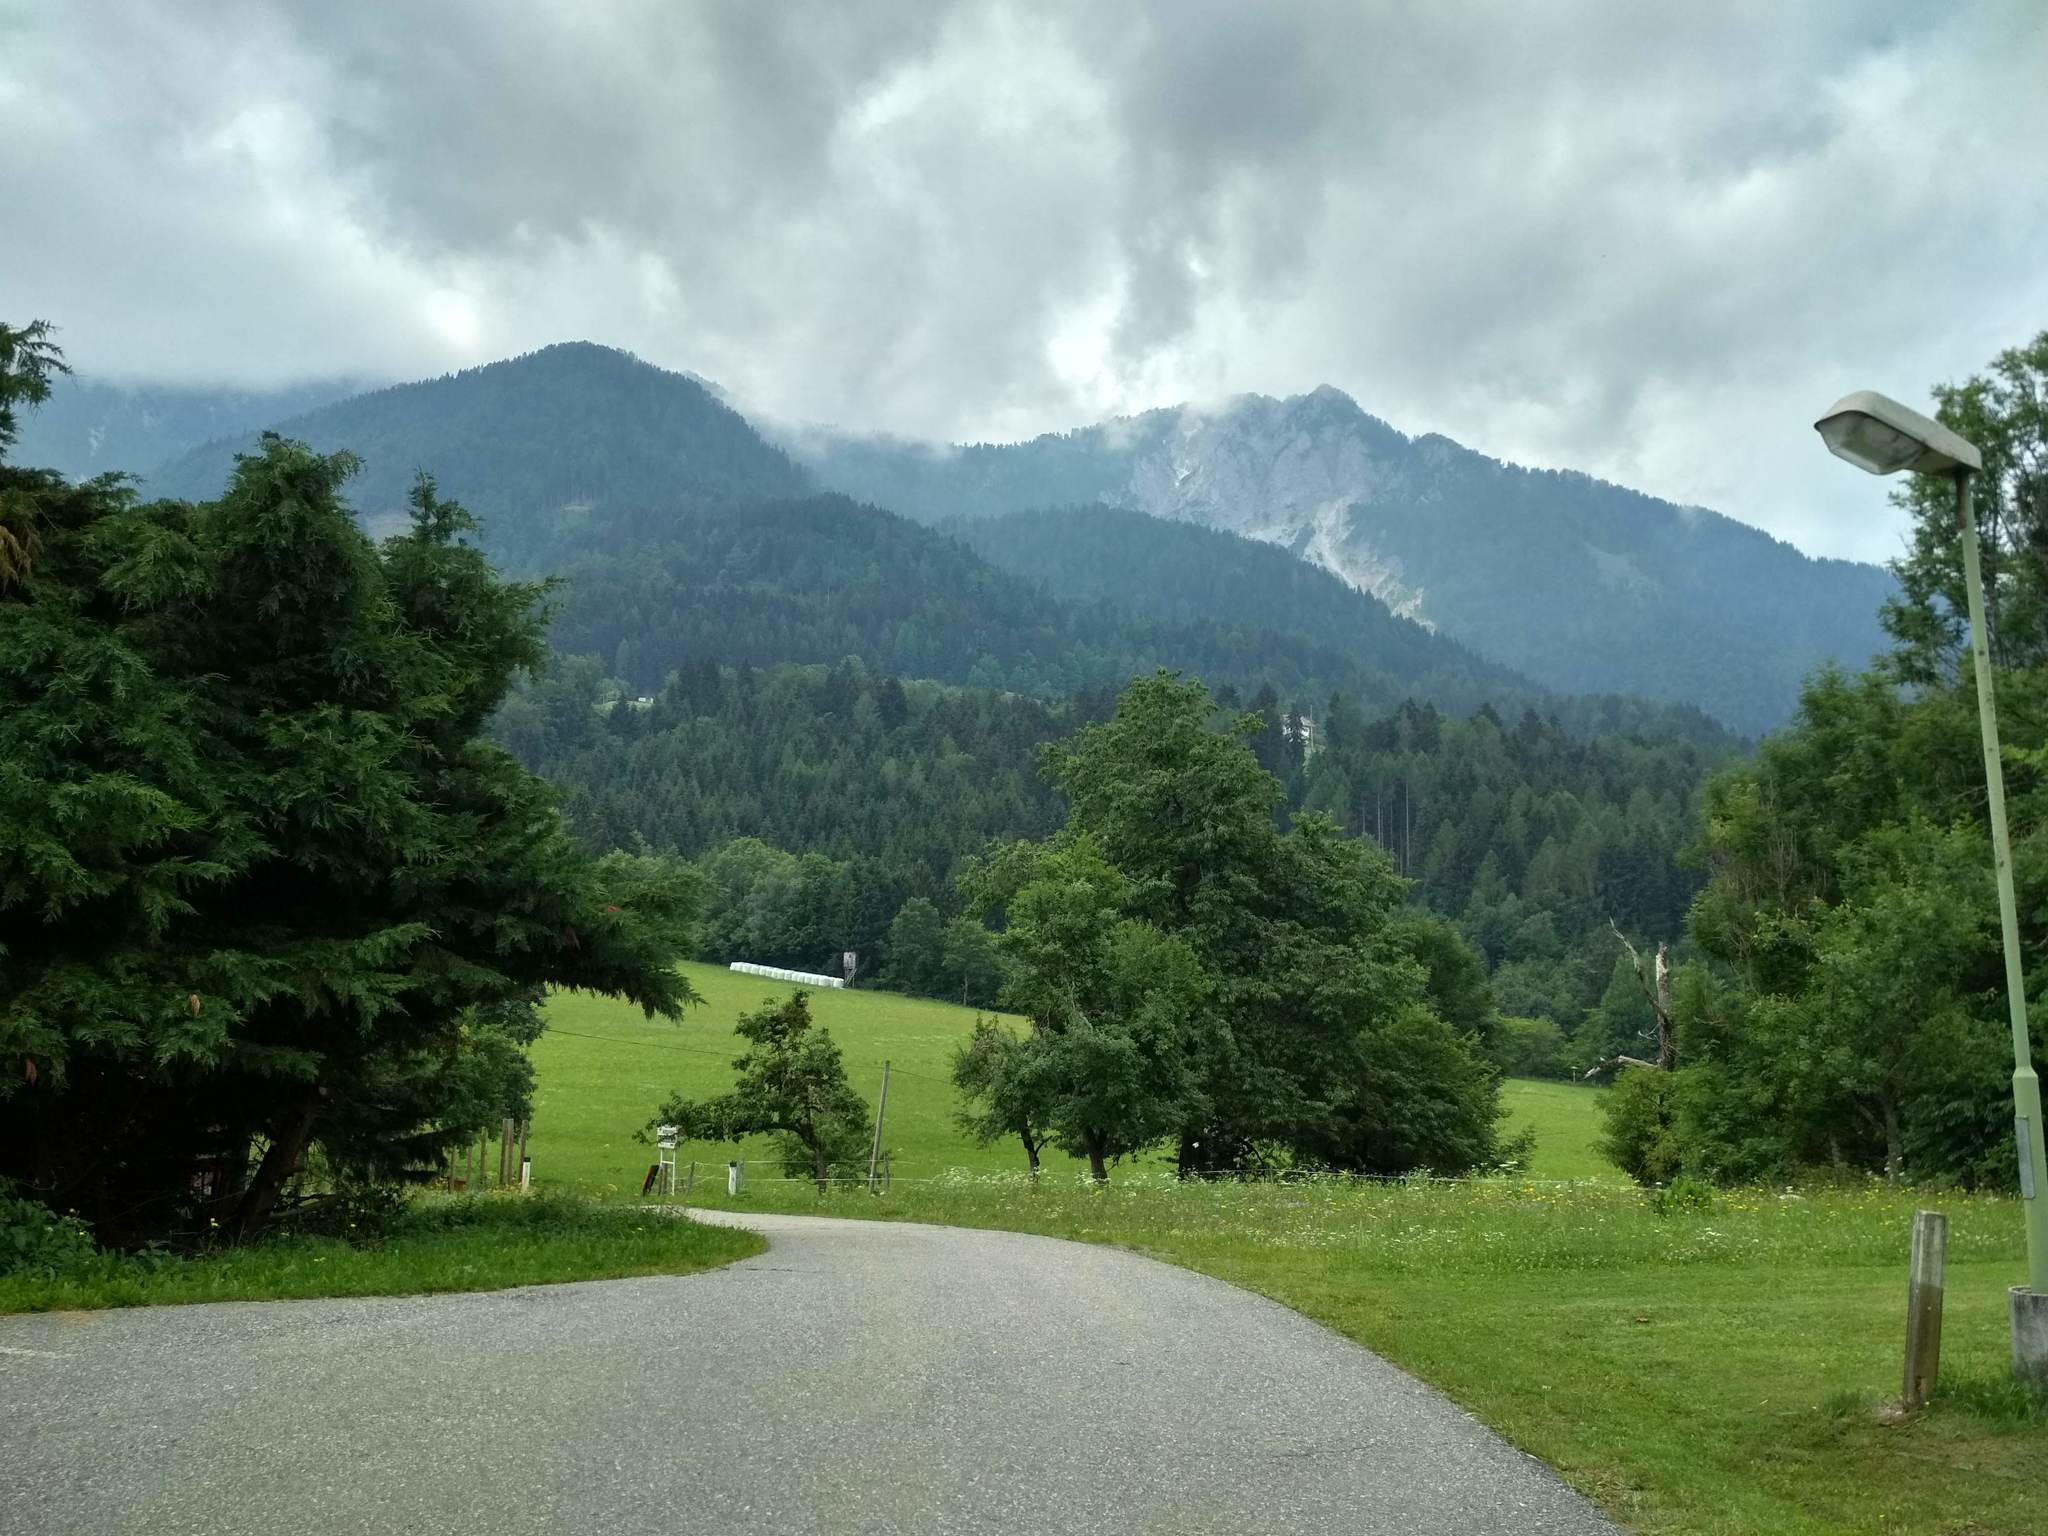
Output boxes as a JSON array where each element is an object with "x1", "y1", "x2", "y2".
[
  {"x1": 527, "y1": 973, "x2": 2047, "y2": 1530},
  {"x1": 0, "y1": 1194, "x2": 763, "y2": 1314},
  {"x1": 680, "y1": 1171, "x2": 2045, "y2": 1536}
]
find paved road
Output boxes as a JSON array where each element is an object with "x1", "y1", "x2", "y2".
[{"x1": 1, "y1": 1211, "x2": 1617, "y2": 1535}]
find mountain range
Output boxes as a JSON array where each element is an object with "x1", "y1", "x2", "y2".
[
  {"x1": 792, "y1": 389, "x2": 1896, "y2": 734},
  {"x1": 26, "y1": 342, "x2": 1895, "y2": 734}
]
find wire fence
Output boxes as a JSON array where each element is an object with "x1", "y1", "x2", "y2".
[{"x1": 641, "y1": 1159, "x2": 1615, "y2": 1195}]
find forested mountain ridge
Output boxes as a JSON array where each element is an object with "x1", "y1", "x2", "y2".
[
  {"x1": 952, "y1": 505, "x2": 1730, "y2": 746},
  {"x1": 117, "y1": 339, "x2": 1635, "y2": 725},
  {"x1": 533, "y1": 489, "x2": 1542, "y2": 720},
  {"x1": 146, "y1": 342, "x2": 811, "y2": 547},
  {"x1": 531, "y1": 489, "x2": 1733, "y2": 739},
  {"x1": 791, "y1": 386, "x2": 1896, "y2": 734},
  {"x1": 120, "y1": 340, "x2": 1869, "y2": 733}
]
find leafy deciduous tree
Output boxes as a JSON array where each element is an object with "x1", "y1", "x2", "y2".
[{"x1": 654, "y1": 991, "x2": 871, "y2": 1192}]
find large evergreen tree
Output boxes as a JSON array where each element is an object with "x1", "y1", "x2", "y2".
[{"x1": 1, "y1": 419, "x2": 699, "y2": 1244}]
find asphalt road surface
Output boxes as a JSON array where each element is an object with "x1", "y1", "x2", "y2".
[{"x1": 2, "y1": 1210, "x2": 1618, "y2": 1535}]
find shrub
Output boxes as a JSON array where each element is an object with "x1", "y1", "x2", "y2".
[
  {"x1": 1648, "y1": 1175, "x2": 1715, "y2": 1215},
  {"x1": 0, "y1": 1182, "x2": 99, "y2": 1278},
  {"x1": 1596, "y1": 1067, "x2": 1685, "y2": 1184}
]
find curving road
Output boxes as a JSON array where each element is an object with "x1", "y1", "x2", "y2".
[{"x1": 1, "y1": 1211, "x2": 1616, "y2": 1535}]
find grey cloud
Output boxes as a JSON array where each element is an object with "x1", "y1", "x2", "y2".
[{"x1": 2, "y1": 0, "x2": 2043, "y2": 561}]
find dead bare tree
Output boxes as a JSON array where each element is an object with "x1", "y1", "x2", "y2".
[{"x1": 1582, "y1": 921, "x2": 1676, "y2": 1078}]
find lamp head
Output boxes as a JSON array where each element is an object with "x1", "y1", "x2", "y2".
[{"x1": 1814, "y1": 390, "x2": 1981, "y2": 476}]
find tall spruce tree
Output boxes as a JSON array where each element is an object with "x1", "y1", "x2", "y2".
[{"x1": 2, "y1": 417, "x2": 700, "y2": 1244}]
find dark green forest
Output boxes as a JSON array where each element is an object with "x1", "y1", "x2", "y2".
[
  {"x1": 148, "y1": 342, "x2": 811, "y2": 543},
  {"x1": 524, "y1": 491, "x2": 1566, "y2": 721},
  {"x1": 14, "y1": 309, "x2": 2048, "y2": 1232},
  {"x1": 496, "y1": 649, "x2": 1723, "y2": 1055}
]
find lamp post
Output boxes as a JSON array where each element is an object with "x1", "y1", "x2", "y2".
[{"x1": 1816, "y1": 390, "x2": 2048, "y2": 1383}]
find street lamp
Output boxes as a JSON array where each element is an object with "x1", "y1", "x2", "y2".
[{"x1": 1815, "y1": 390, "x2": 2048, "y2": 1385}]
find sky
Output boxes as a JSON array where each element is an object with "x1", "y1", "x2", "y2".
[{"x1": 4, "y1": 1, "x2": 2044, "y2": 564}]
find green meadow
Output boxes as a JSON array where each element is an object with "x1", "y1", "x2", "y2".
[
  {"x1": 527, "y1": 963, "x2": 1613, "y2": 1191},
  {"x1": 527, "y1": 962, "x2": 1090, "y2": 1192},
  {"x1": 530, "y1": 968, "x2": 2048, "y2": 1536}
]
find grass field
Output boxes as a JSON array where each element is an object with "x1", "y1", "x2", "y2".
[
  {"x1": 0, "y1": 1195, "x2": 762, "y2": 1314},
  {"x1": 530, "y1": 969, "x2": 2048, "y2": 1536},
  {"x1": 527, "y1": 962, "x2": 1091, "y2": 1193},
  {"x1": 529, "y1": 964, "x2": 1611, "y2": 1191},
  {"x1": 1501, "y1": 1076, "x2": 1616, "y2": 1180}
]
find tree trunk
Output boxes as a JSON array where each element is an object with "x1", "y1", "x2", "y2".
[
  {"x1": 1177, "y1": 1131, "x2": 1200, "y2": 1179},
  {"x1": 232, "y1": 1100, "x2": 322, "y2": 1240},
  {"x1": 813, "y1": 1140, "x2": 829, "y2": 1195},
  {"x1": 1021, "y1": 1131, "x2": 1041, "y2": 1178},
  {"x1": 1653, "y1": 942, "x2": 1675, "y2": 1071},
  {"x1": 1883, "y1": 1099, "x2": 1903, "y2": 1187},
  {"x1": 1609, "y1": 923, "x2": 1677, "y2": 1071},
  {"x1": 1085, "y1": 1133, "x2": 1108, "y2": 1185}
]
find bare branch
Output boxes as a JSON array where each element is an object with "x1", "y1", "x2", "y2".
[
  {"x1": 1582, "y1": 1055, "x2": 1660, "y2": 1080},
  {"x1": 1608, "y1": 920, "x2": 1677, "y2": 1070}
]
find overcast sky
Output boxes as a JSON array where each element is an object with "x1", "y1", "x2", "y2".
[{"x1": 4, "y1": 2, "x2": 2044, "y2": 563}]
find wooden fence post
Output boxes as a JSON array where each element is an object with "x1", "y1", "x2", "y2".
[
  {"x1": 1903, "y1": 1209, "x2": 1947, "y2": 1409},
  {"x1": 866, "y1": 1061, "x2": 891, "y2": 1193}
]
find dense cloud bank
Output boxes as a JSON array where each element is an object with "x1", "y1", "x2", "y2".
[{"x1": 3, "y1": 1, "x2": 2044, "y2": 560}]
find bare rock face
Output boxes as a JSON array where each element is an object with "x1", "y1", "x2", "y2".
[
  {"x1": 1102, "y1": 386, "x2": 1434, "y2": 624},
  {"x1": 788, "y1": 376, "x2": 1895, "y2": 733}
]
